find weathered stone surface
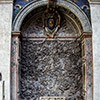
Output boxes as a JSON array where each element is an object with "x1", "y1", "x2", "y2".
[
  {"x1": 0, "y1": 0, "x2": 12, "y2": 3},
  {"x1": 0, "y1": 2, "x2": 12, "y2": 100},
  {"x1": 84, "y1": 37, "x2": 93, "y2": 100},
  {"x1": 17, "y1": 12, "x2": 84, "y2": 100},
  {"x1": 19, "y1": 39, "x2": 83, "y2": 100},
  {"x1": 90, "y1": 0, "x2": 100, "y2": 2},
  {"x1": 11, "y1": 37, "x2": 19, "y2": 100},
  {"x1": 21, "y1": 13, "x2": 79, "y2": 38},
  {"x1": 40, "y1": 97, "x2": 65, "y2": 100},
  {"x1": 13, "y1": 0, "x2": 91, "y2": 32},
  {"x1": 90, "y1": 4, "x2": 100, "y2": 100}
]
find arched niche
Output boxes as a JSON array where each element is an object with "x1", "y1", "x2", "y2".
[
  {"x1": 12, "y1": 0, "x2": 91, "y2": 33},
  {"x1": 11, "y1": 0, "x2": 93, "y2": 100}
]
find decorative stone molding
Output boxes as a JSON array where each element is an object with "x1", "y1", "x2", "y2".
[
  {"x1": 11, "y1": 35, "x2": 20, "y2": 100},
  {"x1": 90, "y1": 0, "x2": 100, "y2": 2},
  {"x1": 40, "y1": 97, "x2": 65, "y2": 100},
  {"x1": 83, "y1": 32, "x2": 92, "y2": 38},
  {"x1": 12, "y1": 31, "x2": 20, "y2": 37},
  {"x1": 12, "y1": 0, "x2": 91, "y2": 33},
  {"x1": 0, "y1": 0, "x2": 13, "y2": 3},
  {"x1": 11, "y1": 1, "x2": 93, "y2": 100},
  {"x1": 89, "y1": 0, "x2": 100, "y2": 4}
]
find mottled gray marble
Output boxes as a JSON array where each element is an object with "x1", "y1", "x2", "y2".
[
  {"x1": 21, "y1": 14, "x2": 79, "y2": 38},
  {"x1": 19, "y1": 40, "x2": 83, "y2": 100},
  {"x1": 18, "y1": 11, "x2": 84, "y2": 100},
  {"x1": 84, "y1": 38, "x2": 93, "y2": 100}
]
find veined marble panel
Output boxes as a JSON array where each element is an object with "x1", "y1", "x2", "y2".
[
  {"x1": 21, "y1": 13, "x2": 79, "y2": 38},
  {"x1": 19, "y1": 39, "x2": 83, "y2": 100}
]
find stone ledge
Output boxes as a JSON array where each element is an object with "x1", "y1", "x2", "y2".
[
  {"x1": 90, "y1": 2, "x2": 100, "y2": 4},
  {"x1": 90, "y1": 0, "x2": 100, "y2": 2},
  {"x1": 0, "y1": 0, "x2": 13, "y2": 4},
  {"x1": 89, "y1": 0, "x2": 100, "y2": 4}
]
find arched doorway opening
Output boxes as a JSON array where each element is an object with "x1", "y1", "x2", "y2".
[{"x1": 11, "y1": 0, "x2": 93, "y2": 100}]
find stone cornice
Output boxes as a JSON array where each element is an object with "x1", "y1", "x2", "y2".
[
  {"x1": 89, "y1": 0, "x2": 100, "y2": 4},
  {"x1": 90, "y1": 0, "x2": 100, "y2": 2},
  {"x1": 0, "y1": 0, "x2": 13, "y2": 4},
  {"x1": 12, "y1": 31, "x2": 21, "y2": 37}
]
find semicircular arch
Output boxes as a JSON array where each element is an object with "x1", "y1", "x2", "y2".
[{"x1": 12, "y1": 0, "x2": 91, "y2": 33}]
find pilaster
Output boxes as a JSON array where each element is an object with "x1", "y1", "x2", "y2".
[
  {"x1": 82, "y1": 33, "x2": 93, "y2": 100},
  {"x1": 11, "y1": 32, "x2": 20, "y2": 100}
]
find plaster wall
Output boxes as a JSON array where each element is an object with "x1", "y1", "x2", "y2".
[
  {"x1": 0, "y1": 1, "x2": 13, "y2": 100},
  {"x1": 90, "y1": 3, "x2": 100, "y2": 100}
]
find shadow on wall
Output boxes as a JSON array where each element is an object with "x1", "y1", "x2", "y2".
[{"x1": 0, "y1": 73, "x2": 2, "y2": 81}]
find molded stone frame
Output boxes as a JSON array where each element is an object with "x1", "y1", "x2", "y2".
[
  {"x1": 81, "y1": 33, "x2": 93, "y2": 100},
  {"x1": 11, "y1": 0, "x2": 93, "y2": 100}
]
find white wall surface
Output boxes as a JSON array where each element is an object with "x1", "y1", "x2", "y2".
[
  {"x1": 90, "y1": 3, "x2": 100, "y2": 100},
  {"x1": 0, "y1": 1, "x2": 13, "y2": 100}
]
